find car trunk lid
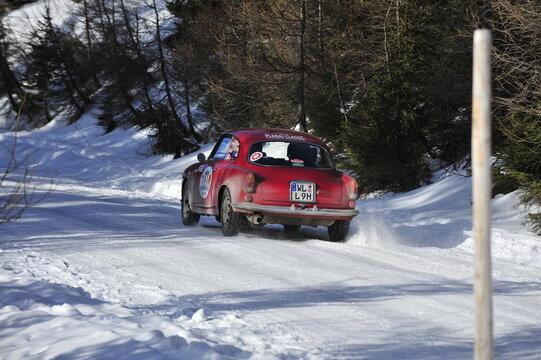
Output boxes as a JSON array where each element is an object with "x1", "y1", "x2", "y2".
[{"x1": 259, "y1": 168, "x2": 342, "y2": 206}]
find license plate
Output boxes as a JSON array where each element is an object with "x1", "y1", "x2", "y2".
[{"x1": 290, "y1": 181, "x2": 316, "y2": 203}]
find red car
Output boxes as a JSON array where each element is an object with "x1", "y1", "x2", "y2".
[{"x1": 181, "y1": 128, "x2": 359, "y2": 241}]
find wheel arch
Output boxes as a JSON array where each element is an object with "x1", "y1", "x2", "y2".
[
  {"x1": 217, "y1": 184, "x2": 228, "y2": 217},
  {"x1": 182, "y1": 176, "x2": 189, "y2": 200}
]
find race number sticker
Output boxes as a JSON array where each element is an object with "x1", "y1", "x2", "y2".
[
  {"x1": 250, "y1": 152, "x2": 263, "y2": 162},
  {"x1": 199, "y1": 167, "x2": 213, "y2": 198}
]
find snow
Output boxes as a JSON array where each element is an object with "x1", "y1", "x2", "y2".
[
  {"x1": 0, "y1": 268, "x2": 237, "y2": 360},
  {"x1": 1, "y1": 112, "x2": 540, "y2": 359},
  {"x1": 2, "y1": 0, "x2": 540, "y2": 357},
  {"x1": 1, "y1": 0, "x2": 177, "y2": 46},
  {"x1": 2, "y1": 0, "x2": 76, "y2": 39}
]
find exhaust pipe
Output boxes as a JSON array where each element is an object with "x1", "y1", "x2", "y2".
[{"x1": 247, "y1": 213, "x2": 264, "y2": 225}]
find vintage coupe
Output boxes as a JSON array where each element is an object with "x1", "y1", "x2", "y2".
[{"x1": 181, "y1": 128, "x2": 359, "y2": 241}]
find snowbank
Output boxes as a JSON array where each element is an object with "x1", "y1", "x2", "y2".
[
  {"x1": 0, "y1": 266, "x2": 258, "y2": 360},
  {"x1": 348, "y1": 173, "x2": 540, "y2": 269}
]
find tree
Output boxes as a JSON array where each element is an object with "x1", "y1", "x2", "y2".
[
  {"x1": 191, "y1": 0, "x2": 326, "y2": 132},
  {"x1": 81, "y1": 0, "x2": 101, "y2": 88},
  {"x1": 338, "y1": 0, "x2": 472, "y2": 193},
  {"x1": 0, "y1": 13, "x2": 25, "y2": 121},
  {"x1": 23, "y1": 6, "x2": 56, "y2": 125},
  {"x1": 23, "y1": 2, "x2": 94, "y2": 125},
  {"x1": 477, "y1": 0, "x2": 541, "y2": 232}
]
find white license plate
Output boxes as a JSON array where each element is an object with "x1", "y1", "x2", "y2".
[{"x1": 290, "y1": 181, "x2": 316, "y2": 203}]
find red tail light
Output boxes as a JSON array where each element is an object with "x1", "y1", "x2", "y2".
[
  {"x1": 245, "y1": 172, "x2": 255, "y2": 193},
  {"x1": 346, "y1": 175, "x2": 358, "y2": 200}
]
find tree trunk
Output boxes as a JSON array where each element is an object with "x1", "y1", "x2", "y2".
[
  {"x1": 183, "y1": 78, "x2": 202, "y2": 142},
  {"x1": 318, "y1": 0, "x2": 324, "y2": 55},
  {"x1": 152, "y1": 0, "x2": 189, "y2": 138},
  {"x1": 119, "y1": 0, "x2": 155, "y2": 113},
  {"x1": 82, "y1": 0, "x2": 100, "y2": 88},
  {"x1": 0, "y1": 45, "x2": 24, "y2": 115},
  {"x1": 297, "y1": 0, "x2": 307, "y2": 132},
  {"x1": 105, "y1": 0, "x2": 140, "y2": 121}
]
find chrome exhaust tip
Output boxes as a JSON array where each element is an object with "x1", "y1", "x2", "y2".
[{"x1": 247, "y1": 213, "x2": 264, "y2": 225}]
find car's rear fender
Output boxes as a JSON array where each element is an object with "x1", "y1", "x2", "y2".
[{"x1": 214, "y1": 166, "x2": 255, "y2": 215}]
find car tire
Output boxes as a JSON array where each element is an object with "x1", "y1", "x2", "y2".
[
  {"x1": 327, "y1": 220, "x2": 350, "y2": 242},
  {"x1": 221, "y1": 188, "x2": 241, "y2": 236},
  {"x1": 283, "y1": 224, "x2": 301, "y2": 233},
  {"x1": 181, "y1": 184, "x2": 200, "y2": 226}
]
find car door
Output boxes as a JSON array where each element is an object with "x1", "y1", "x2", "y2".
[{"x1": 191, "y1": 136, "x2": 240, "y2": 214}]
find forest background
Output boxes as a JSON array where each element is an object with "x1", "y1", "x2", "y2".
[{"x1": 1, "y1": 0, "x2": 539, "y2": 231}]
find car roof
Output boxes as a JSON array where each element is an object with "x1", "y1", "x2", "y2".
[{"x1": 228, "y1": 128, "x2": 328, "y2": 148}]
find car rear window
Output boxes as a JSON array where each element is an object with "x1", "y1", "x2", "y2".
[{"x1": 248, "y1": 141, "x2": 333, "y2": 169}]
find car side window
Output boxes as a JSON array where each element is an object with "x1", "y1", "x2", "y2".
[
  {"x1": 212, "y1": 137, "x2": 231, "y2": 160},
  {"x1": 210, "y1": 136, "x2": 240, "y2": 161},
  {"x1": 225, "y1": 138, "x2": 240, "y2": 161}
]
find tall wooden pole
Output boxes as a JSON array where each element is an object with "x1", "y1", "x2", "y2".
[{"x1": 472, "y1": 29, "x2": 494, "y2": 360}]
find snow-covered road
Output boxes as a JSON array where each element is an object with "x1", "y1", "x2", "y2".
[{"x1": 1, "y1": 117, "x2": 540, "y2": 359}]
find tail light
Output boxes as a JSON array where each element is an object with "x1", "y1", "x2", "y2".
[
  {"x1": 245, "y1": 171, "x2": 255, "y2": 193},
  {"x1": 346, "y1": 175, "x2": 358, "y2": 200},
  {"x1": 346, "y1": 176, "x2": 358, "y2": 208}
]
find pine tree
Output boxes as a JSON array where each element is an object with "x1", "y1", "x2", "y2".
[
  {"x1": 0, "y1": 15, "x2": 25, "y2": 120},
  {"x1": 479, "y1": 0, "x2": 541, "y2": 232},
  {"x1": 339, "y1": 0, "x2": 472, "y2": 193},
  {"x1": 24, "y1": 7, "x2": 57, "y2": 125}
]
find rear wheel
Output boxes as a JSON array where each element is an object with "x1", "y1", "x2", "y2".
[
  {"x1": 283, "y1": 224, "x2": 301, "y2": 233},
  {"x1": 221, "y1": 188, "x2": 241, "y2": 236},
  {"x1": 181, "y1": 184, "x2": 200, "y2": 226},
  {"x1": 327, "y1": 220, "x2": 350, "y2": 242}
]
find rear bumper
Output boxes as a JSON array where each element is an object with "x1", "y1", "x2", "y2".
[{"x1": 231, "y1": 202, "x2": 359, "y2": 218}]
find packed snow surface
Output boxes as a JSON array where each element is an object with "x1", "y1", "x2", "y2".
[
  {"x1": 1, "y1": 114, "x2": 540, "y2": 359},
  {"x1": 2, "y1": 0, "x2": 540, "y2": 358}
]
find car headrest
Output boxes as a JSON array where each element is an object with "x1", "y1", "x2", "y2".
[
  {"x1": 287, "y1": 142, "x2": 304, "y2": 159},
  {"x1": 305, "y1": 147, "x2": 317, "y2": 164},
  {"x1": 251, "y1": 142, "x2": 263, "y2": 153}
]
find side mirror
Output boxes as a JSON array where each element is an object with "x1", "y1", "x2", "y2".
[{"x1": 197, "y1": 153, "x2": 206, "y2": 162}]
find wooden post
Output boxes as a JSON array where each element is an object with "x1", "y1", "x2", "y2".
[{"x1": 472, "y1": 29, "x2": 494, "y2": 360}]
